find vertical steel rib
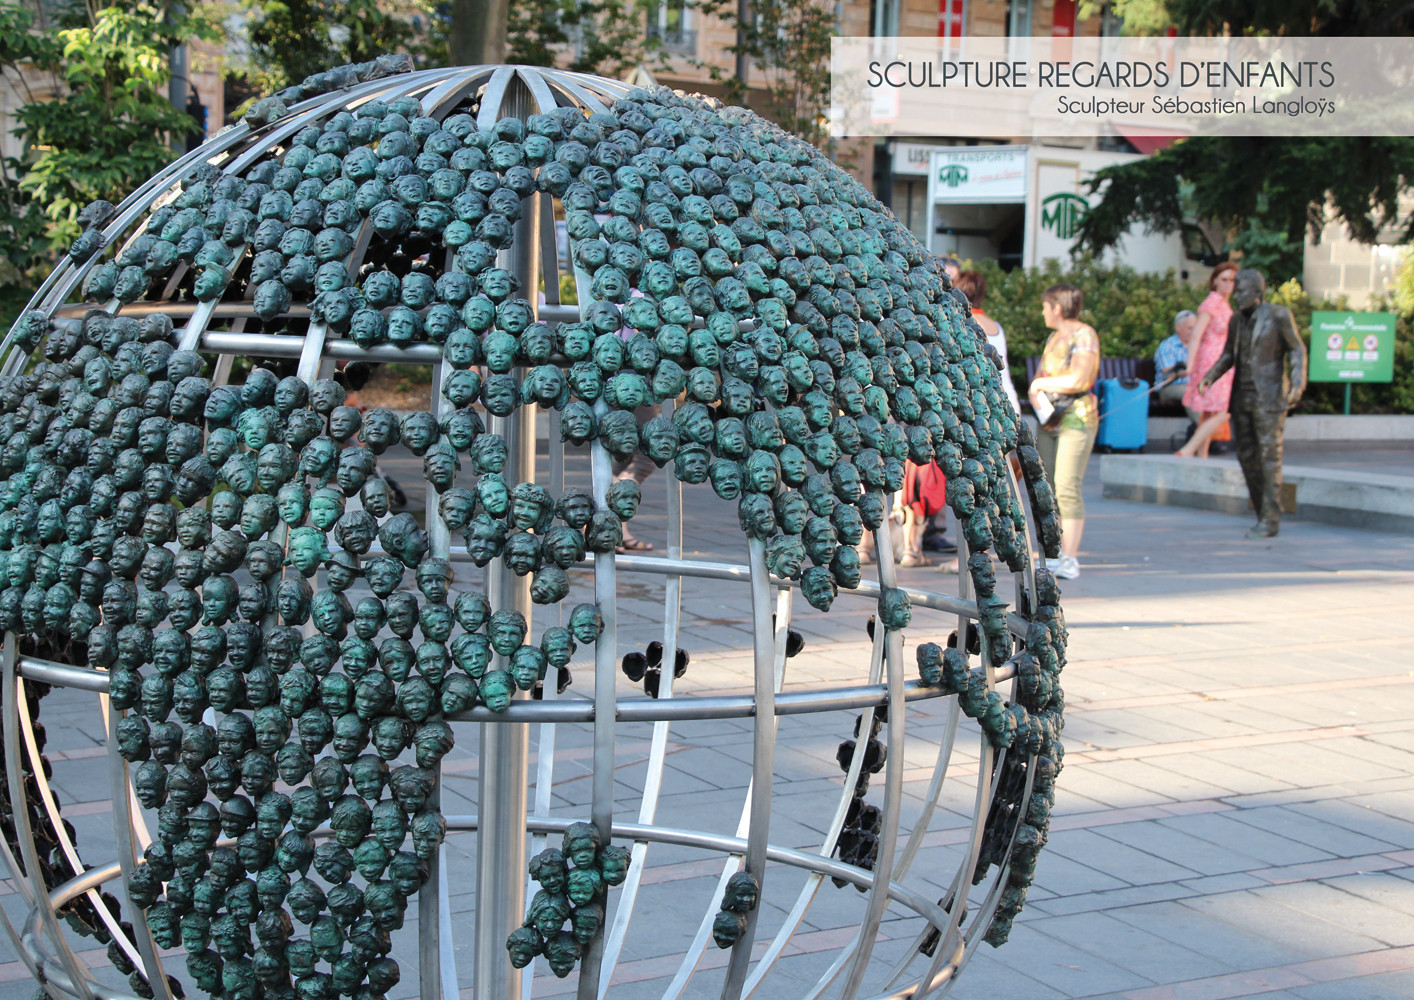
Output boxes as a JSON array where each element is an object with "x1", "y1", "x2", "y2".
[
  {"x1": 521, "y1": 409, "x2": 566, "y2": 1000},
  {"x1": 595, "y1": 396, "x2": 684, "y2": 997},
  {"x1": 518, "y1": 67, "x2": 562, "y2": 118},
  {"x1": 2, "y1": 636, "x2": 97, "y2": 1000},
  {"x1": 717, "y1": 536, "x2": 777, "y2": 1000},
  {"x1": 420, "y1": 357, "x2": 457, "y2": 1000},
  {"x1": 475, "y1": 66, "x2": 518, "y2": 131},
  {"x1": 0, "y1": 638, "x2": 60, "y2": 1000},
  {"x1": 294, "y1": 320, "x2": 329, "y2": 386},
  {"x1": 575, "y1": 399, "x2": 618, "y2": 1000},
  {"x1": 473, "y1": 75, "x2": 540, "y2": 995},
  {"x1": 836, "y1": 506, "x2": 908, "y2": 1000},
  {"x1": 661, "y1": 577, "x2": 792, "y2": 1000},
  {"x1": 476, "y1": 398, "x2": 533, "y2": 1000}
]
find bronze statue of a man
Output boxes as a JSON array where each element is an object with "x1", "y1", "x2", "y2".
[{"x1": 1199, "y1": 269, "x2": 1306, "y2": 538}]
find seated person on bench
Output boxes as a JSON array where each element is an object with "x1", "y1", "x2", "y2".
[{"x1": 1155, "y1": 311, "x2": 1202, "y2": 424}]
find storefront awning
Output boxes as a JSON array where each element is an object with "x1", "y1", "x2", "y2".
[{"x1": 1119, "y1": 129, "x2": 1181, "y2": 155}]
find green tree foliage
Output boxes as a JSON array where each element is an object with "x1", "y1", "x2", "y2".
[
  {"x1": 0, "y1": 0, "x2": 217, "y2": 329},
  {"x1": 505, "y1": 0, "x2": 667, "y2": 76},
  {"x1": 1074, "y1": 137, "x2": 1414, "y2": 286},
  {"x1": 5, "y1": 1, "x2": 216, "y2": 241},
  {"x1": 1073, "y1": 0, "x2": 1414, "y2": 284},
  {"x1": 968, "y1": 255, "x2": 1199, "y2": 398},
  {"x1": 1159, "y1": 0, "x2": 1414, "y2": 35},
  {"x1": 1079, "y1": 0, "x2": 1171, "y2": 34},
  {"x1": 971, "y1": 255, "x2": 1413, "y2": 414},
  {"x1": 242, "y1": 0, "x2": 441, "y2": 96},
  {"x1": 697, "y1": 0, "x2": 836, "y2": 143},
  {"x1": 1267, "y1": 279, "x2": 1414, "y2": 414}
]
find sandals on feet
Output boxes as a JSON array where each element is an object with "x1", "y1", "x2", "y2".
[{"x1": 616, "y1": 536, "x2": 654, "y2": 554}]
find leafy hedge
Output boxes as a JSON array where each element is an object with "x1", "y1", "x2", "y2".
[{"x1": 969, "y1": 256, "x2": 1413, "y2": 415}]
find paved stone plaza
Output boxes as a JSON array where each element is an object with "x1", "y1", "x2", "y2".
[{"x1": 3, "y1": 450, "x2": 1412, "y2": 1000}]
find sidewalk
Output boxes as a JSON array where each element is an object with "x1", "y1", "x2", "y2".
[
  {"x1": 948, "y1": 460, "x2": 1414, "y2": 1000},
  {"x1": 1, "y1": 452, "x2": 1411, "y2": 1000}
]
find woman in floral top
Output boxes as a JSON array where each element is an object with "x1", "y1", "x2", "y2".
[{"x1": 1027, "y1": 283, "x2": 1100, "y2": 580}]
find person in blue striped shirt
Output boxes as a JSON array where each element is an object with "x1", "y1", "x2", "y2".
[{"x1": 1155, "y1": 310, "x2": 1201, "y2": 423}]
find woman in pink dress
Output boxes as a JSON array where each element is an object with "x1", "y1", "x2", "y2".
[{"x1": 1176, "y1": 262, "x2": 1238, "y2": 458}]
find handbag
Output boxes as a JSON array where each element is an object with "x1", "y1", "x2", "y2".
[
  {"x1": 1042, "y1": 391, "x2": 1080, "y2": 429},
  {"x1": 1034, "y1": 335, "x2": 1088, "y2": 429}
]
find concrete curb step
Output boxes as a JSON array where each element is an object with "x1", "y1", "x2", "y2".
[{"x1": 1099, "y1": 453, "x2": 1414, "y2": 533}]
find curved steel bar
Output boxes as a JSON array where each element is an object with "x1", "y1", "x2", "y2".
[
  {"x1": 561, "y1": 70, "x2": 635, "y2": 102},
  {"x1": 911, "y1": 747, "x2": 1010, "y2": 1000},
  {"x1": 19, "y1": 863, "x2": 147, "y2": 1000},
  {"x1": 472, "y1": 79, "x2": 540, "y2": 994},
  {"x1": 659, "y1": 572, "x2": 797, "y2": 1000},
  {"x1": 523, "y1": 411, "x2": 567, "y2": 1000},
  {"x1": 745, "y1": 609, "x2": 886, "y2": 1000},
  {"x1": 15, "y1": 658, "x2": 110, "y2": 693},
  {"x1": 889, "y1": 699, "x2": 963, "y2": 883},
  {"x1": 718, "y1": 538, "x2": 779, "y2": 1000},
  {"x1": 19, "y1": 118, "x2": 247, "y2": 320},
  {"x1": 864, "y1": 939, "x2": 965, "y2": 1000},
  {"x1": 295, "y1": 320, "x2": 330, "y2": 386},
  {"x1": 2, "y1": 637, "x2": 98, "y2": 1000},
  {"x1": 444, "y1": 815, "x2": 951, "y2": 931},
  {"x1": 433, "y1": 547, "x2": 1024, "y2": 636},
  {"x1": 422, "y1": 362, "x2": 455, "y2": 1000},
  {"x1": 53, "y1": 301, "x2": 310, "y2": 320},
  {"x1": 2, "y1": 67, "x2": 453, "y2": 370},
  {"x1": 578, "y1": 410, "x2": 619, "y2": 997},
  {"x1": 419, "y1": 65, "x2": 497, "y2": 116},
  {"x1": 908, "y1": 533, "x2": 992, "y2": 1000},
  {"x1": 449, "y1": 676, "x2": 955, "y2": 724},
  {"x1": 607, "y1": 554, "x2": 1033, "y2": 637},
  {"x1": 540, "y1": 70, "x2": 611, "y2": 114},
  {"x1": 13, "y1": 680, "x2": 144, "y2": 974},
  {"x1": 0, "y1": 67, "x2": 460, "y2": 380},
  {"x1": 517, "y1": 65, "x2": 563, "y2": 116},
  {"x1": 14, "y1": 654, "x2": 1014, "y2": 715}
]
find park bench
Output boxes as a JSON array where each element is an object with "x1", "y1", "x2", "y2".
[{"x1": 1022, "y1": 355, "x2": 1188, "y2": 418}]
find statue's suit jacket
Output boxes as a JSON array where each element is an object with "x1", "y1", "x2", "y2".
[{"x1": 1205, "y1": 303, "x2": 1308, "y2": 414}]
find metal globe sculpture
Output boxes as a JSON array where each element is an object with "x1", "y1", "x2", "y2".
[{"x1": 0, "y1": 60, "x2": 1067, "y2": 1000}]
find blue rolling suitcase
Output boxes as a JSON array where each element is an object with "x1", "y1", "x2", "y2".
[{"x1": 1094, "y1": 377, "x2": 1150, "y2": 452}]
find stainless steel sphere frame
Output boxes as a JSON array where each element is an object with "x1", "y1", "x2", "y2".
[{"x1": 0, "y1": 64, "x2": 1065, "y2": 1000}]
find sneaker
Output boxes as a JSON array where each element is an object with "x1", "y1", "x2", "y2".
[
  {"x1": 1051, "y1": 555, "x2": 1080, "y2": 580},
  {"x1": 922, "y1": 528, "x2": 957, "y2": 553}
]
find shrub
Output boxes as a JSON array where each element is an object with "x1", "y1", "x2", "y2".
[{"x1": 972, "y1": 256, "x2": 1412, "y2": 414}]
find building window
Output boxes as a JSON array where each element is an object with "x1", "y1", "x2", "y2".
[
  {"x1": 869, "y1": 0, "x2": 900, "y2": 37},
  {"x1": 648, "y1": 0, "x2": 696, "y2": 51},
  {"x1": 1006, "y1": 0, "x2": 1031, "y2": 35}
]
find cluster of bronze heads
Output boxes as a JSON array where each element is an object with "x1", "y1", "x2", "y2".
[
  {"x1": 0, "y1": 52, "x2": 1072, "y2": 994},
  {"x1": 509, "y1": 822, "x2": 630, "y2": 977}
]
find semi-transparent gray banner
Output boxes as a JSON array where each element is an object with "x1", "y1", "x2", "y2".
[{"x1": 831, "y1": 37, "x2": 1414, "y2": 137}]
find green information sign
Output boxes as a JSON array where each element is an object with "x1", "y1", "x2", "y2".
[{"x1": 1309, "y1": 311, "x2": 1396, "y2": 383}]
